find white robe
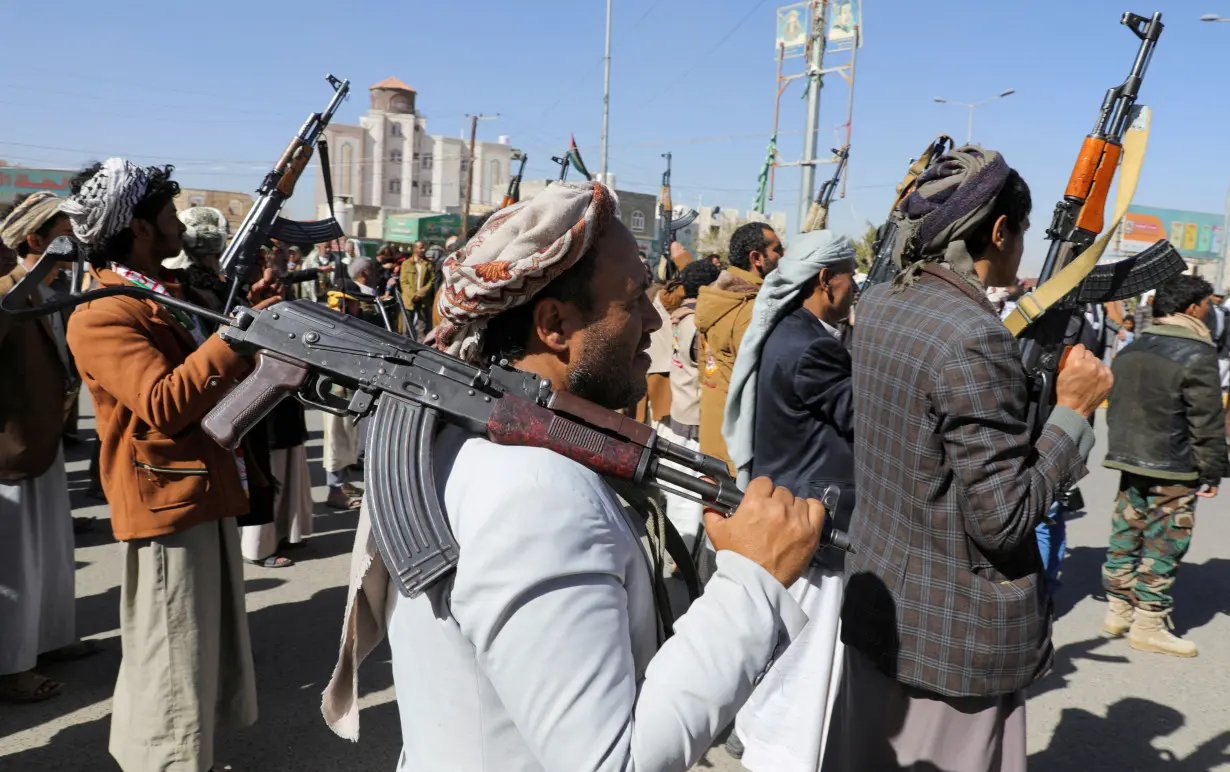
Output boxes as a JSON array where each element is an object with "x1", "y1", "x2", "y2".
[
  {"x1": 386, "y1": 426, "x2": 810, "y2": 771},
  {"x1": 240, "y1": 445, "x2": 315, "y2": 561},
  {"x1": 734, "y1": 567, "x2": 845, "y2": 772},
  {"x1": 0, "y1": 447, "x2": 77, "y2": 675}
]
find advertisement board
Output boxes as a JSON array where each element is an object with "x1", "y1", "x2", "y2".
[
  {"x1": 384, "y1": 213, "x2": 480, "y2": 245},
  {"x1": 1118, "y1": 205, "x2": 1224, "y2": 262},
  {"x1": 776, "y1": 3, "x2": 809, "y2": 57},
  {"x1": 0, "y1": 167, "x2": 76, "y2": 205}
]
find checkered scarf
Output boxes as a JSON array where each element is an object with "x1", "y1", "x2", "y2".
[
  {"x1": 432, "y1": 181, "x2": 618, "y2": 363},
  {"x1": 60, "y1": 158, "x2": 152, "y2": 245}
]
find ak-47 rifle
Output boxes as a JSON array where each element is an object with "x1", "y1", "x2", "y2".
[
  {"x1": 219, "y1": 75, "x2": 351, "y2": 313},
  {"x1": 1007, "y1": 11, "x2": 1184, "y2": 438},
  {"x1": 501, "y1": 153, "x2": 527, "y2": 208},
  {"x1": 3, "y1": 243, "x2": 852, "y2": 600},
  {"x1": 862, "y1": 135, "x2": 954, "y2": 287},
  {"x1": 657, "y1": 152, "x2": 698, "y2": 282},
  {"x1": 801, "y1": 144, "x2": 850, "y2": 233}
]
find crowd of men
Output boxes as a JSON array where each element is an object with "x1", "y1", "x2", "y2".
[{"x1": 0, "y1": 145, "x2": 1226, "y2": 772}]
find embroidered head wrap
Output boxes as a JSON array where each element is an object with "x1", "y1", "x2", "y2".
[
  {"x1": 60, "y1": 157, "x2": 153, "y2": 245},
  {"x1": 179, "y1": 206, "x2": 228, "y2": 258},
  {"x1": 0, "y1": 191, "x2": 64, "y2": 249},
  {"x1": 432, "y1": 181, "x2": 618, "y2": 363}
]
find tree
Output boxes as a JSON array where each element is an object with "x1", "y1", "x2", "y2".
[{"x1": 852, "y1": 224, "x2": 878, "y2": 273}]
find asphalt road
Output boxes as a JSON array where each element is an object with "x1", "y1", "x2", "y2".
[{"x1": 2, "y1": 404, "x2": 1228, "y2": 771}]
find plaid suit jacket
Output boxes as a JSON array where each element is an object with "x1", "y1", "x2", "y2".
[{"x1": 842, "y1": 266, "x2": 1093, "y2": 697}]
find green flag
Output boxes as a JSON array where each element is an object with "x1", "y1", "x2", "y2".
[{"x1": 568, "y1": 135, "x2": 593, "y2": 181}]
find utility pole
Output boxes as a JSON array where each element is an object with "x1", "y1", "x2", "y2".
[
  {"x1": 601, "y1": 0, "x2": 613, "y2": 181},
  {"x1": 461, "y1": 113, "x2": 498, "y2": 243},
  {"x1": 797, "y1": 0, "x2": 829, "y2": 234}
]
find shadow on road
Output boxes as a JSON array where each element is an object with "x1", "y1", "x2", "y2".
[
  {"x1": 1029, "y1": 636, "x2": 1129, "y2": 701},
  {"x1": 1030, "y1": 697, "x2": 1230, "y2": 771},
  {"x1": 1053, "y1": 546, "x2": 1230, "y2": 634},
  {"x1": 2, "y1": 584, "x2": 401, "y2": 771}
]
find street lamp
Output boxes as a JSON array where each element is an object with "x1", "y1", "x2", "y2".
[
  {"x1": 933, "y1": 89, "x2": 1016, "y2": 145},
  {"x1": 1200, "y1": 13, "x2": 1230, "y2": 21}
]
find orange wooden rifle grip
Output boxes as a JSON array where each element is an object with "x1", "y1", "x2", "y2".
[
  {"x1": 1073, "y1": 143, "x2": 1122, "y2": 236},
  {"x1": 1064, "y1": 137, "x2": 1108, "y2": 200},
  {"x1": 276, "y1": 142, "x2": 313, "y2": 197}
]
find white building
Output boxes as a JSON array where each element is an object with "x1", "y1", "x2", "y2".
[
  {"x1": 675, "y1": 206, "x2": 789, "y2": 258},
  {"x1": 314, "y1": 77, "x2": 518, "y2": 239}
]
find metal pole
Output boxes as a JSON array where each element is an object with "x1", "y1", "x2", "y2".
[
  {"x1": 967, "y1": 104, "x2": 975, "y2": 145},
  {"x1": 601, "y1": 0, "x2": 612, "y2": 180},
  {"x1": 1220, "y1": 182, "x2": 1230, "y2": 292},
  {"x1": 797, "y1": 0, "x2": 829, "y2": 235},
  {"x1": 462, "y1": 115, "x2": 478, "y2": 242}
]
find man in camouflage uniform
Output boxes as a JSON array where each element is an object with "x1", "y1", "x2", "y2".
[{"x1": 1101, "y1": 274, "x2": 1228, "y2": 657}]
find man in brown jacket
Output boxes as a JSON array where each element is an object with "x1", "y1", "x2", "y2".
[
  {"x1": 0, "y1": 192, "x2": 93, "y2": 704},
  {"x1": 695, "y1": 222, "x2": 782, "y2": 471},
  {"x1": 399, "y1": 239, "x2": 436, "y2": 340},
  {"x1": 62, "y1": 158, "x2": 261, "y2": 771}
]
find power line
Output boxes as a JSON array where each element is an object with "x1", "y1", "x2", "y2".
[{"x1": 643, "y1": 0, "x2": 775, "y2": 106}]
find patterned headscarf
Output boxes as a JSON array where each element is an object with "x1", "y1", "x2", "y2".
[
  {"x1": 433, "y1": 181, "x2": 618, "y2": 363},
  {"x1": 892, "y1": 145, "x2": 1011, "y2": 292},
  {"x1": 179, "y1": 206, "x2": 228, "y2": 258},
  {"x1": 0, "y1": 191, "x2": 63, "y2": 250},
  {"x1": 60, "y1": 157, "x2": 153, "y2": 245}
]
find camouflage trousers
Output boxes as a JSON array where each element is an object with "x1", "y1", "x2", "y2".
[{"x1": 1102, "y1": 473, "x2": 1197, "y2": 612}]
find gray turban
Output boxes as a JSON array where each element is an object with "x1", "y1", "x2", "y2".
[
  {"x1": 180, "y1": 206, "x2": 228, "y2": 258},
  {"x1": 892, "y1": 145, "x2": 1011, "y2": 292}
]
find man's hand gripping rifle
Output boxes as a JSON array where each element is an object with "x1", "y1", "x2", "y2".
[
  {"x1": 219, "y1": 75, "x2": 351, "y2": 313},
  {"x1": 198, "y1": 300, "x2": 852, "y2": 598},
  {"x1": 1008, "y1": 12, "x2": 1184, "y2": 436}
]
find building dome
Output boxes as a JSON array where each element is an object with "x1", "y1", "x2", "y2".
[{"x1": 370, "y1": 77, "x2": 417, "y2": 113}]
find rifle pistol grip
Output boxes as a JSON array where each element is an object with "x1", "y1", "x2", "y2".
[{"x1": 202, "y1": 351, "x2": 308, "y2": 450}]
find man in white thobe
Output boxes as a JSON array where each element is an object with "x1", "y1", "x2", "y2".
[{"x1": 323, "y1": 182, "x2": 828, "y2": 771}]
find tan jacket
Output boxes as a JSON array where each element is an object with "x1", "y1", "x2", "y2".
[
  {"x1": 399, "y1": 256, "x2": 436, "y2": 309},
  {"x1": 67, "y1": 267, "x2": 251, "y2": 540},
  {"x1": 694, "y1": 267, "x2": 762, "y2": 469},
  {"x1": 0, "y1": 265, "x2": 69, "y2": 481}
]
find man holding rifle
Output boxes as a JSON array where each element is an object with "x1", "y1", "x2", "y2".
[
  {"x1": 824, "y1": 147, "x2": 1112, "y2": 772},
  {"x1": 324, "y1": 182, "x2": 827, "y2": 771}
]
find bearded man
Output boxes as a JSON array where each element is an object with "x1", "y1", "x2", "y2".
[
  {"x1": 63, "y1": 159, "x2": 261, "y2": 771},
  {"x1": 323, "y1": 182, "x2": 827, "y2": 771}
]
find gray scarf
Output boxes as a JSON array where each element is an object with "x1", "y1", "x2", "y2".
[{"x1": 891, "y1": 145, "x2": 1010, "y2": 293}]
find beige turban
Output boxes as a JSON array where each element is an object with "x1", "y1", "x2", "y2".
[
  {"x1": 433, "y1": 181, "x2": 619, "y2": 363},
  {"x1": 1, "y1": 191, "x2": 63, "y2": 250}
]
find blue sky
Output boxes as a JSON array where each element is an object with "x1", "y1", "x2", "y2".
[{"x1": 3, "y1": 0, "x2": 1226, "y2": 274}]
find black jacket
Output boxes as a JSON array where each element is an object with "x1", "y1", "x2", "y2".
[
  {"x1": 1105, "y1": 322, "x2": 1228, "y2": 486},
  {"x1": 751, "y1": 307, "x2": 854, "y2": 570}
]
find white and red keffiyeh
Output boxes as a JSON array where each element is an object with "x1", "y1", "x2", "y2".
[{"x1": 433, "y1": 181, "x2": 618, "y2": 363}]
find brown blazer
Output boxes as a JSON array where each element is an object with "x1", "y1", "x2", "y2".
[
  {"x1": 0, "y1": 265, "x2": 69, "y2": 482},
  {"x1": 67, "y1": 267, "x2": 251, "y2": 541}
]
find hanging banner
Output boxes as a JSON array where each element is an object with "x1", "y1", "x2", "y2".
[
  {"x1": 828, "y1": 0, "x2": 862, "y2": 48},
  {"x1": 776, "y1": 3, "x2": 810, "y2": 57},
  {"x1": 1118, "y1": 205, "x2": 1224, "y2": 262}
]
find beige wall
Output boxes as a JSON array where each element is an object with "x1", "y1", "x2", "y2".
[{"x1": 175, "y1": 188, "x2": 254, "y2": 232}]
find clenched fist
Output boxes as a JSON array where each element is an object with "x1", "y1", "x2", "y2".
[
  {"x1": 703, "y1": 477, "x2": 825, "y2": 587},
  {"x1": 1056, "y1": 344, "x2": 1113, "y2": 418}
]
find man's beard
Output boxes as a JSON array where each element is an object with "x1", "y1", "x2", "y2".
[{"x1": 567, "y1": 324, "x2": 644, "y2": 411}]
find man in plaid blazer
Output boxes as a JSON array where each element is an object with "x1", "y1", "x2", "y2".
[{"x1": 823, "y1": 147, "x2": 1113, "y2": 772}]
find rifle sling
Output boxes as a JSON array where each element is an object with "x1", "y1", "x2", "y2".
[{"x1": 1004, "y1": 107, "x2": 1151, "y2": 337}]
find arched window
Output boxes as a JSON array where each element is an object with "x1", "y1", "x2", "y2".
[
  {"x1": 390, "y1": 150, "x2": 403, "y2": 164},
  {"x1": 630, "y1": 211, "x2": 646, "y2": 233},
  {"x1": 391, "y1": 123, "x2": 403, "y2": 137},
  {"x1": 340, "y1": 143, "x2": 353, "y2": 196}
]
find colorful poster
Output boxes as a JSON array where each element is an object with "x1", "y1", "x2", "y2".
[
  {"x1": 776, "y1": 4, "x2": 809, "y2": 56},
  {"x1": 828, "y1": 0, "x2": 860, "y2": 46},
  {"x1": 0, "y1": 167, "x2": 75, "y2": 204},
  {"x1": 1118, "y1": 205, "x2": 1225, "y2": 262}
]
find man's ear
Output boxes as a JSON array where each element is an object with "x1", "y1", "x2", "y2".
[
  {"x1": 532, "y1": 297, "x2": 575, "y2": 354},
  {"x1": 817, "y1": 266, "x2": 832, "y2": 290},
  {"x1": 990, "y1": 214, "x2": 1012, "y2": 251},
  {"x1": 130, "y1": 218, "x2": 152, "y2": 242}
]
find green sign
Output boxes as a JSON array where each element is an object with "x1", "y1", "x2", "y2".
[{"x1": 383, "y1": 213, "x2": 470, "y2": 244}]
